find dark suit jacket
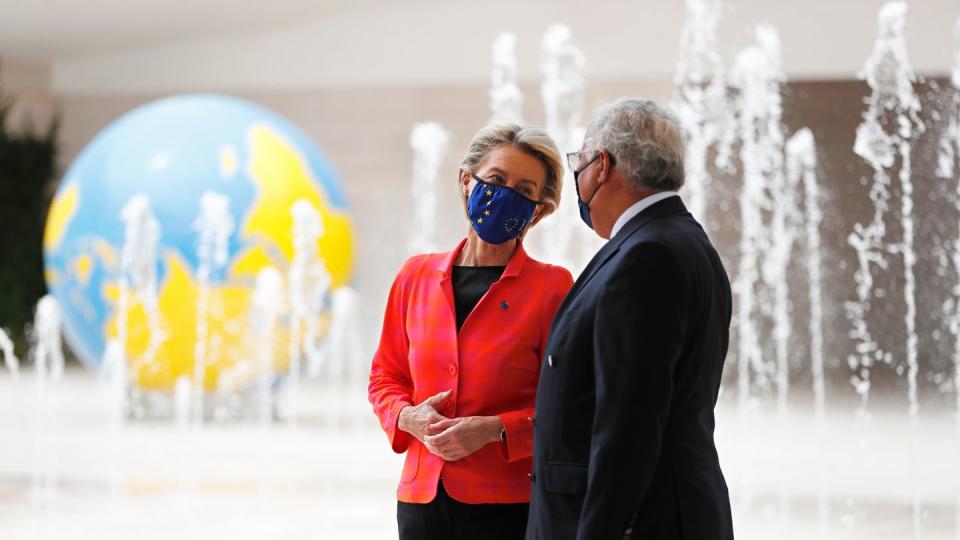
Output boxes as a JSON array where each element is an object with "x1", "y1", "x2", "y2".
[{"x1": 526, "y1": 196, "x2": 734, "y2": 540}]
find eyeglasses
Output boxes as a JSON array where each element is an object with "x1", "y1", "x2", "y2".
[
  {"x1": 567, "y1": 150, "x2": 616, "y2": 173},
  {"x1": 566, "y1": 151, "x2": 591, "y2": 173},
  {"x1": 566, "y1": 151, "x2": 606, "y2": 182}
]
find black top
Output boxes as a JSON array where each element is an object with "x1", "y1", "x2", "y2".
[
  {"x1": 451, "y1": 265, "x2": 505, "y2": 331},
  {"x1": 527, "y1": 196, "x2": 734, "y2": 540}
]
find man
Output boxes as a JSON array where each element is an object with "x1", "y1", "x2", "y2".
[{"x1": 526, "y1": 98, "x2": 734, "y2": 540}]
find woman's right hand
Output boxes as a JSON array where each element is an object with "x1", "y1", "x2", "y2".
[{"x1": 398, "y1": 390, "x2": 453, "y2": 443}]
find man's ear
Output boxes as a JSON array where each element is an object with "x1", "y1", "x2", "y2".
[{"x1": 597, "y1": 150, "x2": 612, "y2": 185}]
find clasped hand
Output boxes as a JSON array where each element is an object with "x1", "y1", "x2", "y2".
[{"x1": 398, "y1": 390, "x2": 503, "y2": 462}]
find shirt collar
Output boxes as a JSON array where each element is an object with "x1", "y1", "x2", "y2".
[
  {"x1": 438, "y1": 238, "x2": 528, "y2": 279},
  {"x1": 610, "y1": 191, "x2": 680, "y2": 239}
]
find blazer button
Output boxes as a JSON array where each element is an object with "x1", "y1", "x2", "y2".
[
  {"x1": 528, "y1": 473, "x2": 536, "y2": 482},
  {"x1": 547, "y1": 355, "x2": 555, "y2": 367},
  {"x1": 448, "y1": 363, "x2": 457, "y2": 376}
]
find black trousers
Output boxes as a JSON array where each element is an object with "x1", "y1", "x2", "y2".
[{"x1": 397, "y1": 481, "x2": 529, "y2": 540}]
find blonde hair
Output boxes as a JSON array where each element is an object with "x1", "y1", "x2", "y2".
[{"x1": 459, "y1": 122, "x2": 564, "y2": 224}]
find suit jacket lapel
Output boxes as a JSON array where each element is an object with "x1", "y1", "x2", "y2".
[
  {"x1": 556, "y1": 240, "x2": 619, "y2": 315},
  {"x1": 558, "y1": 196, "x2": 688, "y2": 312}
]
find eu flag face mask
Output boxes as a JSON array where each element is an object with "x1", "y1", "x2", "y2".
[{"x1": 466, "y1": 173, "x2": 544, "y2": 245}]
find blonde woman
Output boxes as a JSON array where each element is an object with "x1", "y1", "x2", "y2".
[{"x1": 369, "y1": 123, "x2": 573, "y2": 539}]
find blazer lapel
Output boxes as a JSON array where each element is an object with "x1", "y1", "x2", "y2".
[{"x1": 437, "y1": 239, "x2": 467, "y2": 349}]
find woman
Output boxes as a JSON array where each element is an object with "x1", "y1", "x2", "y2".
[{"x1": 368, "y1": 123, "x2": 573, "y2": 539}]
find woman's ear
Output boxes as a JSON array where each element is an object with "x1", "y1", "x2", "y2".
[
  {"x1": 520, "y1": 207, "x2": 545, "y2": 241},
  {"x1": 459, "y1": 169, "x2": 472, "y2": 197},
  {"x1": 528, "y1": 205, "x2": 548, "y2": 229}
]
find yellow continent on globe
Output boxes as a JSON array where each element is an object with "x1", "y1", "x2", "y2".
[
  {"x1": 234, "y1": 125, "x2": 354, "y2": 288},
  {"x1": 103, "y1": 252, "x2": 313, "y2": 391}
]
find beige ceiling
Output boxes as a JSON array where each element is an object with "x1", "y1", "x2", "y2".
[
  {"x1": 0, "y1": 0, "x2": 391, "y2": 60},
  {"x1": 2, "y1": 0, "x2": 958, "y2": 93}
]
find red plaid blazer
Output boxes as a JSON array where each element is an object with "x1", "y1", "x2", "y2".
[{"x1": 368, "y1": 239, "x2": 573, "y2": 504}]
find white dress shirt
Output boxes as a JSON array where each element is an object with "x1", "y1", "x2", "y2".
[{"x1": 610, "y1": 191, "x2": 680, "y2": 239}]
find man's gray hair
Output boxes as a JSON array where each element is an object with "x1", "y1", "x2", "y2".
[{"x1": 583, "y1": 98, "x2": 686, "y2": 192}]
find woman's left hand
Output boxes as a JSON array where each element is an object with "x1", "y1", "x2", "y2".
[{"x1": 422, "y1": 416, "x2": 503, "y2": 461}]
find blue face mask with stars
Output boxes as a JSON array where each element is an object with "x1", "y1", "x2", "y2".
[{"x1": 466, "y1": 173, "x2": 544, "y2": 245}]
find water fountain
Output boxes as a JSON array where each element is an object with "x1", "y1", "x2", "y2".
[
  {"x1": 540, "y1": 24, "x2": 585, "y2": 157},
  {"x1": 192, "y1": 191, "x2": 234, "y2": 423},
  {"x1": 850, "y1": 10, "x2": 926, "y2": 532},
  {"x1": 785, "y1": 128, "x2": 825, "y2": 419},
  {"x1": 408, "y1": 123, "x2": 451, "y2": 255},
  {"x1": 324, "y1": 288, "x2": 360, "y2": 382},
  {"x1": 30, "y1": 295, "x2": 64, "y2": 506},
  {"x1": 672, "y1": 0, "x2": 730, "y2": 224},
  {"x1": 539, "y1": 24, "x2": 588, "y2": 272},
  {"x1": 32, "y1": 295, "x2": 65, "y2": 380},
  {"x1": 750, "y1": 27, "x2": 801, "y2": 419},
  {"x1": 785, "y1": 127, "x2": 828, "y2": 532},
  {"x1": 0, "y1": 327, "x2": 19, "y2": 380},
  {"x1": 940, "y1": 19, "x2": 960, "y2": 428},
  {"x1": 848, "y1": 1, "x2": 923, "y2": 418},
  {"x1": 490, "y1": 32, "x2": 524, "y2": 124},
  {"x1": 286, "y1": 199, "x2": 330, "y2": 424},
  {"x1": 729, "y1": 24, "x2": 783, "y2": 413},
  {"x1": 302, "y1": 201, "x2": 333, "y2": 377},
  {"x1": 324, "y1": 286, "x2": 363, "y2": 427},
  {"x1": 100, "y1": 338, "x2": 127, "y2": 427},
  {"x1": 173, "y1": 375, "x2": 191, "y2": 429},
  {"x1": 251, "y1": 267, "x2": 284, "y2": 425},
  {"x1": 116, "y1": 194, "x2": 164, "y2": 418},
  {"x1": 726, "y1": 23, "x2": 825, "y2": 524},
  {"x1": 936, "y1": 25, "x2": 958, "y2": 181},
  {"x1": 938, "y1": 18, "x2": 960, "y2": 540}
]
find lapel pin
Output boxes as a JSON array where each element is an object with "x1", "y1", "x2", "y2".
[{"x1": 500, "y1": 301, "x2": 509, "y2": 310}]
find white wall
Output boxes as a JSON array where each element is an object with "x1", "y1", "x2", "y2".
[{"x1": 0, "y1": 58, "x2": 55, "y2": 129}]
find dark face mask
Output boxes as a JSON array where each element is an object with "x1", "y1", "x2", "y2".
[
  {"x1": 466, "y1": 173, "x2": 545, "y2": 244},
  {"x1": 572, "y1": 152, "x2": 603, "y2": 230}
]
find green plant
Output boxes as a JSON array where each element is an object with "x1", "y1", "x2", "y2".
[{"x1": 0, "y1": 92, "x2": 59, "y2": 356}]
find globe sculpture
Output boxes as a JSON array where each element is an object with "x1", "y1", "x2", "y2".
[{"x1": 42, "y1": 94, "x2": 355, "y2": 398}]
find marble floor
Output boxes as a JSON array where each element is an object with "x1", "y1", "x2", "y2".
[{"x1": 0, "y1": 369, "x2": 957, "y2": 539}]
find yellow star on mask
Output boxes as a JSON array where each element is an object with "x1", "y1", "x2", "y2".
[
  {"x1": 477, "y1": 217, "x2": 484, "y2": 224},
  {"x1": 486, "y1": 189, "x2": 493, "y2": 196},
  {"x1": 484, "y1": 210, "x2": 491, "y2": 216}
]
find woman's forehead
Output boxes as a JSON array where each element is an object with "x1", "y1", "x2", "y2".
[{"x1": 476, "y1": 146, "x2": 546, "y2": 183}]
